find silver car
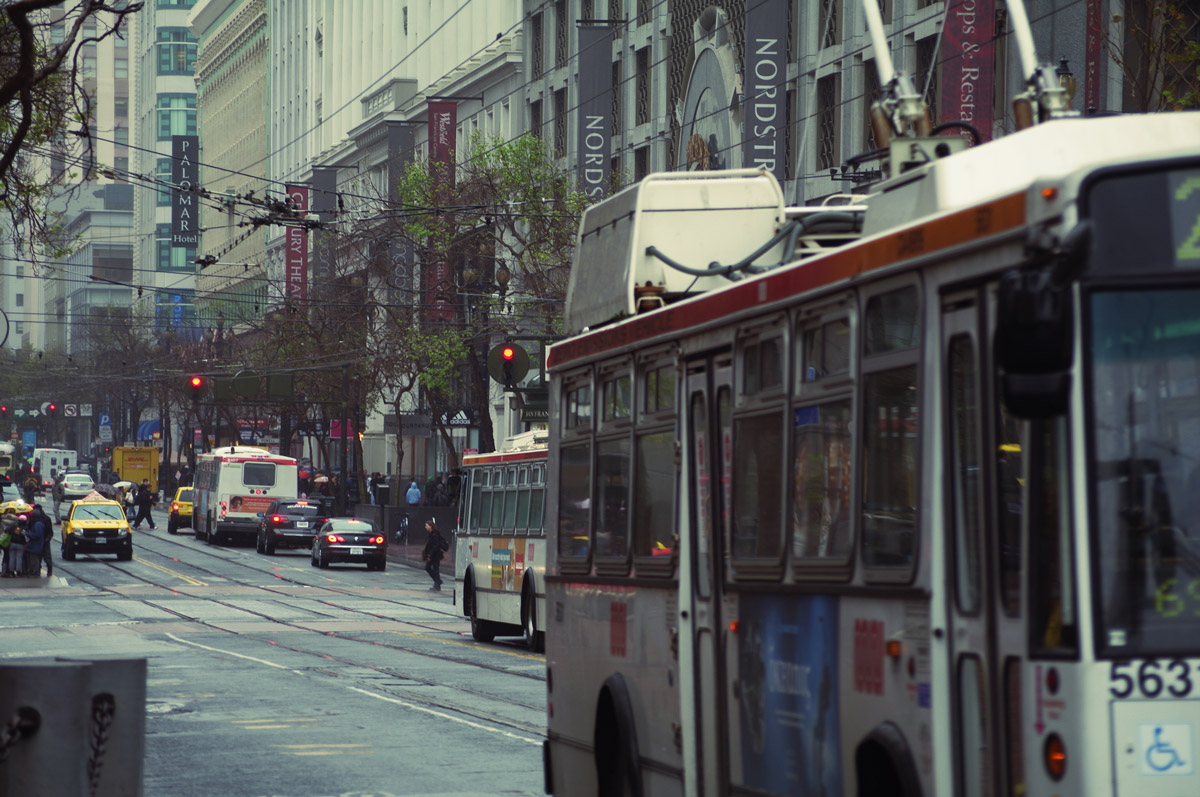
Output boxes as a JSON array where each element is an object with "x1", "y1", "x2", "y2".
[{"x1": 61, "y1": 473, "x2": 96, "y2": 501}]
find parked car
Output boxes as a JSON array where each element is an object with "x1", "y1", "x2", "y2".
[
  {"x1": 257, "y1": 498, "x2": 329, "y2": 555},
  {"x1": 310, "y1": 518, "x2": 386, "y2": 570},
  {"x1": 60, "y1": 497, "x2": 133, "y2": 561},
  {"x1": 167, "y1": 486, "x2": 194, "y2": 535}
]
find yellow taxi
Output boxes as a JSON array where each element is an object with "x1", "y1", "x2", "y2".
[
  {"x1": 61, "y1": 493, "x2": 133, "y2": 561},
  {"x1": 0, "y1": 482, "x2": 32, "y2": 516},
  {"x1": 167, "y1": 486, "x2": 194, "y2": 535}
]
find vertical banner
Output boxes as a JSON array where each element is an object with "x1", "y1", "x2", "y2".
[
  {"x1": 743, "y1": 0, "x2": 787, "y2": 183},
  {"x1": 577, "y1": 25, "x2": 614, "y2": 198},
  {"x1": 311, "y1": 167, "x2": 337, "y2": 283},
  {"x1": 1084, "y1": 0, "x2": 1102, "y2": 114},
  {"x1": 171, "y1": 135, "x2": 200, "y2": 246},
  {"x1": 284, "y1": 184, "x2": 309, "y2": 307},
  {"x1": 387, "y1": 122, "x2": 416, "y2": 305},
  {"x1": 427, "y1": 101, "x2": 458, "y2": 322},
  {"x1": 939, "y1": 0, "x2": 996, "y2": 142}
]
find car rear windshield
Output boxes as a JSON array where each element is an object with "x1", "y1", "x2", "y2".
[
  {"x1": 73, "y1": 504, "x2": 124, "y2": 521},
  {"x1": 328, "y1": 520, "x2": 375, "y2": 532},
  {"x1": 281, "y1": 505, "x2": 320, "y2": 516},
  {"x1": 65, "y1": 477, "x2": 91, "y2": 484},
  {"x1": 178, "y1": 488, "x2": 193, "y2": 500}
]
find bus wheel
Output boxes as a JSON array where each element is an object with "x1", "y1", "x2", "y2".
[
  {"x1": 595, "y1": 674, "x2": 642, "y2": 797},
  {"x1": 469, "y1": 580, "x2": 496, "y2": 643},
  {"x1": 856, "y1": 722, "x2": 922, "y2": 797},
  {"x1": 523, "y1": 581, "x2": 544, "y2": 653}
]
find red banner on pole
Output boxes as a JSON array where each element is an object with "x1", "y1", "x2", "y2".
[
  {"x1": 426, "y1": 101, "x2": 458, "y2": 322},
  {"x1": 939, "y1": 0, "x2": 996, "y2": 143},
  {"x1": 1084, "y1": 0, "x2": 1102, "y2": 114},
  {"x1": 428, "y1": 101, "x2": 457, "y2": 187},
  {"x1": 284, "y1": 185, "x2": 309, "y2": 306}
]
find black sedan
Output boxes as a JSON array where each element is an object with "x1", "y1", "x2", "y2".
[
  {"x1": 256, "y1": 499, "x2": 328, "y2": 555},
  {"x1": 310, "y1": 518, "x2": 386, "y2": 571}
]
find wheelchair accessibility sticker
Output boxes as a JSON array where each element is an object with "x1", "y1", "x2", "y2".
[{"x1": 1139, "y1": 723, "x2": 1194, "y2": 775}]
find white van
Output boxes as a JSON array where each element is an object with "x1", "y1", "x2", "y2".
[{"x1": 33, "y1": 447, "x2": 78, "y2": 488}]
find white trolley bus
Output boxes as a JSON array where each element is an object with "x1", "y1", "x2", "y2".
[
  {"x1": 456, "y1": 430, "x2": 549, "y2": 650},
  {"x1": 193, "y1": 446, "x2": 298, "y2": 546},
  {"x1": 540, "y1": 44, "x2": 1200, "y2": 797}
]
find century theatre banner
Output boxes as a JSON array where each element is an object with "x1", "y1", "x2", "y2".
[
  {"x1": 577, "y1": 25, "x2": 613, "y2": 198},
  {"x1": 742, "y1": 0, "x2": 787, "y2": 183},
  {"x1": 284, "y1": 184, "x2": 309, "y2": 307},
  {"x1": 171, "y1": 135, "x2": 199, "y2": 246},
  {"x1": 940, "y1": 0, "x2": 996, "y2": 142}
]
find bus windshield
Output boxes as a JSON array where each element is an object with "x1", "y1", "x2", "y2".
[{"x1": 1089, "y1": 288, "x2": 1200, "y2": 657}]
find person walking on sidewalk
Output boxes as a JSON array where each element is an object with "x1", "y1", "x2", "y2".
[
  {"x1": 23, "y1": 509, "x2": 47, "y2": 577},
  {"x1": 132, "y1": 479, "x2": 157, "y2": 530},
  {"x1": 51, "y1": 471, "x2": 65, "y2": 524},
  {"x1": 421, "y1": 519, "x2": 446, "y2": 591}
]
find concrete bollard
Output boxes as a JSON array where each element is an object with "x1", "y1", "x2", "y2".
[
  {"x1": 57, "y1": 655, "x2": 147, "y2": 797},
  {"x1": 0, "y1": 660, "x2": 93, "y2": 794}
]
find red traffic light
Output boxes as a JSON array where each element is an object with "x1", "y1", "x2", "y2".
[
  {"x1": 48, "y1": 403, "x2": 56, "y2": 412},
  {"x1": 190, "y1": 376, "x2": 203, "y2": 389},
  {"x1": 501, "y1": 346, "x2": 516, "y2": 361}
]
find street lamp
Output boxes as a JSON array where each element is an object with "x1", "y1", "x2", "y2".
[{"x1": 1056, "y1": 57, "x2": 1077, "y2": 110}]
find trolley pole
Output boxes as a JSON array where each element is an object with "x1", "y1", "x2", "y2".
[{"x1": 339, "y1": 365, "x2": 348, "y2": 515}]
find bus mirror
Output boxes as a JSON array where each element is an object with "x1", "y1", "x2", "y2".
[
  {"x1": 1051, "y1": 220, "x2": 1091, "y2": 284},
  {"x1": 996, "y1": 266, "x2": 1073, "y2": 418}
]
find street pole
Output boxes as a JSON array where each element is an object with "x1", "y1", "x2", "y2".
[{"x1": 340, "y1": 365, "x2": 348, "y2": 515}]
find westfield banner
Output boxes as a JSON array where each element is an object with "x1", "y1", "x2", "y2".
[
  {"x1": 284, "y1": 184, "x2": 309, "y2": 307},
  {"x1": 427, "y1": 101, "x2": 457, "y2": 322},
  {"x1": 940, "y1": 0, "x2": 996, "y2": 143}
]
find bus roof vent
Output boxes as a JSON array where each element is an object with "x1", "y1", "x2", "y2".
[
  {"x1": 565, "y1": 169, "x2": 787, "y2": 334},
  {"x1": 499, "y1": 429, "x2": 549, "y2": 452}
]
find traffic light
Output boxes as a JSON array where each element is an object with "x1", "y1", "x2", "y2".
[
  {"x1": 47, "y1": 402, "x2": 58, "y2": 418},
  {"x1": 190, "y1": 375, "x2": 204, "y2": 402},
  {"x1": 0, "y1": 405, "x2": 7, "y2": 419},
  {"x1": 487, "y1": 342, "x2": 530, "y2": 389}
]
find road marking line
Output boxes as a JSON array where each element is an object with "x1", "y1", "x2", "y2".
[
  {"x1": 383, "y1": 630, "x2": 543, "y2": 660},
  {"x1": 165, "y1": 633, "x2": 294, "y2": 671},
  {"x1": 133, "y1": 556, "x2": 207, "y2": 586},
  {"x1": 291, "y1": 750, "x2": 372, "y2": 756},
  {"x1": 273, "y1": 744, "x2": 367, "y2": 749}
]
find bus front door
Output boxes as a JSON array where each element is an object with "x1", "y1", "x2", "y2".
[
  {"x1": 941, "y1": 291, "x2": 1025, "y2": 797},
  {"x1": 685, "y1": 354, "x2": 733, "y2": 796}
]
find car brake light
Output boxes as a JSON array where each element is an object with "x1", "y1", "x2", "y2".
[
  {"x1": 272, "y1": 516, "x2": 284, "y2": 523},
  {"x1": 371, "y1": 535, "x2": 385, "y2": 544},
  {"x1": 171, "y1": 503, "x2": 179, "y2": 512},
  {"x1": 326, "y1": 534, "x2": 344, "y2": 543},
  {"x1": 220, "y1": 500, "x2": 227, "y2": 509}
]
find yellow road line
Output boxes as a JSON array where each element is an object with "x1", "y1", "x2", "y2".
[{"x1": 132, "y1": 555, "x2": 207, "y2": 586}]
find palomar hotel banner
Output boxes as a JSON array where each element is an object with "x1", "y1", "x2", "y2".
[
  {"x1": 284, "y1": 184, "x2": 309, "y2": 307},
  {"x1": 743, "y1": 0, "x2": 787, "y2": 183},
  {"x1": 577, "y1": 25, "x2": 613, "y2": 198},
  {"x1": 171, "y1": 135, "x2": 199, "y2": 246},
  {"x1": 940, "y1": 0, "x2": 996, "y2": 142}
]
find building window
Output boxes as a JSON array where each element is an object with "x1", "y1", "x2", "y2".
[
  {"x1": 554, "y1": 88, "x2": 568, "y2": 158},
  {"x1": 915, "y1": 36, "x2": 940, "y2": 109},
  {"x1": 157, "y1": 0, "x2": 197, "y2": 7},
  {"x1": 637, "y1": 0, "x2": 651, "y2": 26},
  {"x1": 14, "y1": 323, "x2": 22, "y2": 335},
  {"x1": 15, "y1": 294, "x2": 24, "y2": 308},
  {"x1": 610, "y1": 0, "x2": 622, "y2": 36},
  {"x1": 114, "y1": 97, "x2": 128, "y2": 118},
  {"x1": 114, "y1": 156, "x2": 128, "y2": 182},
  {"x1": 114, "y1": 126, "x2": 128, "y2": 145},
  {"x1": 157, "y1": 93, "x2": 197, "y2": 140},
  {"x1": 635, "y1": 46, "x2": 650, "y2": 125},
  {"x1": 817, "y1": 73, "x2": 841, "y2": 170},
  {"x1": 820, "y1": 0, "x2": 842, "y2": 49},
  {"x1": 115, "y1": 57, "x2": 128, "y2": 78},
  {"x1": 612, "y1": 60, "x2": 622, "y2": 135},
  {"x1": 531, "y1": 12, "x2": 543, "y2": 78},
  {"x1": 50, "y1": 25, "x2": 64, "y2": 44},
  {"x1": 157, "y1": 158, "x2": 172, "y2": 206},
  {"x1": 555, "y1": 0, "x2": 568, "y2": 70},
  {"x1": 156, "y1": 224, "x2": 196, "y2": 271},
  {"x1": 864, "y1": 60, "x2": 881, "y2": 151},
  {"x1": 82, "y1": 53, "x2": 97, "y2": 78},
  {"x1": 530, "y1": 99, "x2": 542, "y2": 141},
  {"x1": 157, "y1": 28, "x2": 197, "y2": 75},
  {"x1": 634, "y1": 146, "x2": 649, "y2": 181},
  {"x1": 582, "y1": 0, "x2": 594, "y2": 19},
  {"x1": 402, "y1": 6, "x2": 408, "y2": 34}
]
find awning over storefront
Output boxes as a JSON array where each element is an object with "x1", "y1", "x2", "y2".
[{"x1": 136, "y1": 419, "x2": 162, "y2": 440}]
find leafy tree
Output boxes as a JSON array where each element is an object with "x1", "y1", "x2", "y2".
[
  {"x1": 0, "y1": 0, "x2": 143, "y2": 251},
  {"x1": 1113, "y1": 0, "x2": 1200, "y2": 111}
]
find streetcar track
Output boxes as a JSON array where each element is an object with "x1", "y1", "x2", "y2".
[{"x1": 55, "y1": 540, "x2": 547, "y2": 734}]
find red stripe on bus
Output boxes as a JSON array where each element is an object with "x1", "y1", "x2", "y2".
[
  {"x1": 548, "y1": 191, "x2": 1026, "y2": 369},
  {"x1": 462, "y1": 449, "x2": 548, "y2": 465}
]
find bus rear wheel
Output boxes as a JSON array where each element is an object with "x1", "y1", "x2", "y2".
[{"x1": 523, "y1": 582, "x2": 545, "y2": 652}]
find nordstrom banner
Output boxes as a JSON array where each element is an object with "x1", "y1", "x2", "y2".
[
  {"x1": 743, "y1": 0, "x2": 787, "y2": 183},
  {"x1": 577, "y1": 25, "x2": 613, "y2": 198},
  {"x1": 171, "y1": 135, "x2": 200, "y2": 246}
]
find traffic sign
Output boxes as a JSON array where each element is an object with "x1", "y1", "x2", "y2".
[
  {"x1": 27, "y1": 410, "x2": 39, "y2": 418},
  {"x1": 64, "y1": 404, "x2": 78, "y2": 417},
  {"x1": 81, "y1": 404, "x2": 93, "y2": 417},
  {"x1": 98, "y1": 413, "x2": 111, "y2": 427},
  {"x1": 14, "y1": 409, "x2": 24, "y2": 418},
  {"x1": 99, "y1": 426, "x2": 113, "y2": 443}
]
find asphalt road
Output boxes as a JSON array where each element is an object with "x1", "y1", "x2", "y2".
[{"x1": 0, "y1": 505, "x2": 546, "y2": 796}]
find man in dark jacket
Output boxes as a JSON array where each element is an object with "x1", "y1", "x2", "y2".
[
  {"x1": 421, "y1": 519, "x2": 445, "y2": 591},
  {"x1": 27, "y1": 505, "x2": 52, "y2": 577},
  {"x1": 23, "y1": 508, "x2": 49, "y2": 576},
  {"x1": 132, "y1": 479, "x2": 157, "y2": 530}
]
